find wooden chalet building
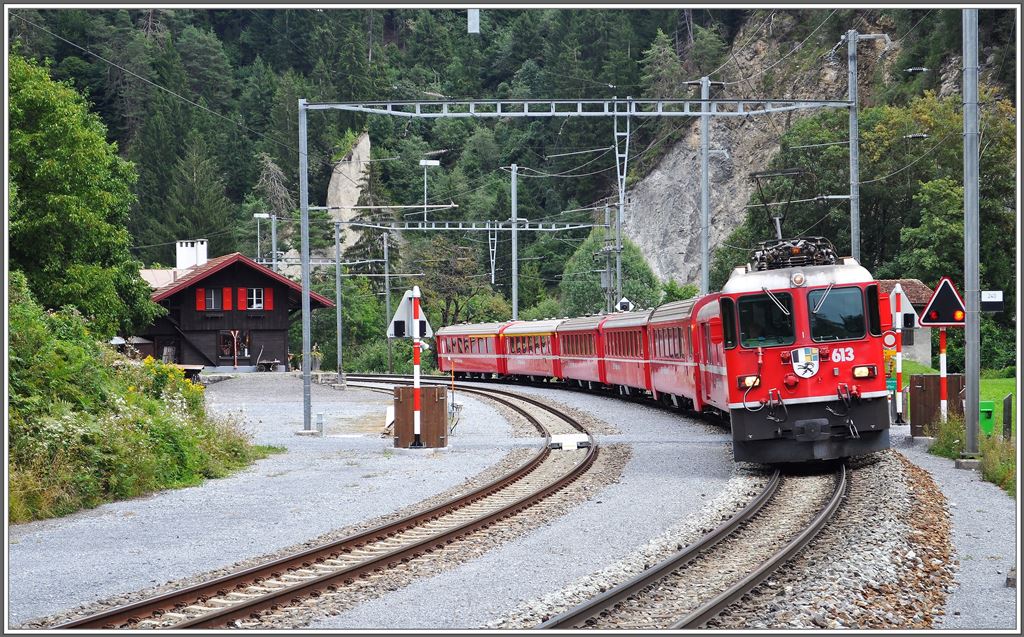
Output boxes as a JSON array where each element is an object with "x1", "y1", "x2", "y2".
[{"x1": 138, "y1": 240, "x2": 333, "y2": 370}]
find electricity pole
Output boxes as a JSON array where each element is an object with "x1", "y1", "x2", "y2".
[
  {"x1": 271, "y1": 214, "x2": 278, "y2": 272},
  {"x1": 334, "y1": 222, "x2": 346, "y2": 387},
  {"x1": 963, "y1": 9, "x2": 980, "y2": 457},
  {"x1": 382, "y1": 232, "x2": 393, "y2": 373},
  {"x1": 842, "y1": 29, "x2": 890, "y2": 262},
  {"x1": 700, "y1": 76, "x2": 711, "y2": 295},
  {"x1": 847, "y1": 29, "x2": 861, "y2": 263},
  {"x1": 298, "y1": 99, "x2": 312, "y2": 431},
  {"x1": 511, "y1": 163, "x2": 519, "y2": 320},
  {"x1": 605, "y1": 205, "x2": 614, "y2": 312}
]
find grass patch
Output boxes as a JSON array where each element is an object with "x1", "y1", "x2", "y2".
[
  {"x1": 927, "y1": 415, "x2": 1016, "y2": 497},
  {"x1": 980, "y1": 378, "x2": 1016, "y2": 437},
  {"x1": 8, "y1": 271, "x2": 280, "y2": 523}
]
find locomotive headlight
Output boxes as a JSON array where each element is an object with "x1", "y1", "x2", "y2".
[
  {"x1": 737, "y1": 375, "x2": 761, "y2": 389},
  {"x1": 852, "y1": 365, "x2": 877, "y2": 378},
  {"x1": 791, "y1": 272, "x2": 806, "y2": 286}
]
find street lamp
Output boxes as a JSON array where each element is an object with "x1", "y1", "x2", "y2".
[
  {"x1": 253, "y1": 213, "x2": 270, "y2": 262},
  {"x1": 419, "y1": 159, "x2": 440, "y2": 221}
]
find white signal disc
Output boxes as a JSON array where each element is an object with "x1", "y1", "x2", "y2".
[{"x1": 882, "y1": 331, "x2": 897, "y2": 348}]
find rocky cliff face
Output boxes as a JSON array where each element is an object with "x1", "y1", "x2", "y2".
[
  {"x1": 624, "y1": 11, "x2": 892, "y2": 286},
  {"x1": 279, "y1": 132, "x2": 371, "y2": 278}
]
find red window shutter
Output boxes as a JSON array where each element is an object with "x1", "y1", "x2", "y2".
[
  {"x1": 237, "y1": 288, "x2": 247, "y2": 310},
  {"x1": 264, "y1": 287, "x2": 274, "y2": 311},
  {"x1": 196, "y1": 288, "x2": 206, "y2": 311},
  {"x1": 223, "y1": 288, "x2": 233, "y2": 311}
]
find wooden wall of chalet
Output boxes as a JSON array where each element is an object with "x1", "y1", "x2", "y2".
[{"x1": 147, "y1": 262, "x2": 297, "y2": 366}]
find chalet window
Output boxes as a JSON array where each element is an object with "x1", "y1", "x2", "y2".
[
  {"x1": 204, "y1": 288, "x2": 222, "y2": 311},
  {"x1": 247, "y1": 287, "x2": 264, "y2": 310}
]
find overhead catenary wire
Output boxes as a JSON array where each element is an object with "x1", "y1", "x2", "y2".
[
  {"x1": 893, "y1": 9, "x2": 934, "y2": 44},
  {"x1": 721, "y1": 9, "x2": 839, "y2": 86},
  {"x1": 857, "y1": 129, "x2": 957, "y2": 185}
]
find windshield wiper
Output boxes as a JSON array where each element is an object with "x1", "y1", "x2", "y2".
[
  {"x1": 761, "y1": 287, "x2": 791, "y2": 316},
  {"x1": 812, "y1": 283, "x2": 834, "y2": 314}
]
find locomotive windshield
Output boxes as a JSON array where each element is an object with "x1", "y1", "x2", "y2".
[
  {"x1": 807, "y1": 286, "x2": 866, "y2": 342},
  {"x1": 738, "y1": 293, "x2": 794, "y2": 348}
]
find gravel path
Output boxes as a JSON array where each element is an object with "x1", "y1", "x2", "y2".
[
  {"x1": 7, "y1": 374, "x2": 521, "y2": 627},
  {"x1": 889, "y1": 424, "x2": 1018, "y2": 629},
  {"x1": 309, "y1": 381, "x2": 738, "y2": 630}
]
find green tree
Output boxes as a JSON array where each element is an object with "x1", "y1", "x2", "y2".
[
  {"x1": 180, "y1": 24, "x2": 237, "y2": 109},
  {"x1": 8, "y1": 54, "x2": 161, "y2": 337},
  {"x1": 662, "y1": 279, "x2": 699, "y2": 303},
  {"x1": 166, "y1": 131, "x2": 240, "y2": 257},
  {"x1": 640, "y1": 28, "x2": 684, "y2": 98},
  {"x1": 560, "y1": 229, "x2": 661, "y2": 316}
]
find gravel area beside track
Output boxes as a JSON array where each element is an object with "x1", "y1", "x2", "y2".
[
  {"x1": 8, "y1": 374, "x2": 525, "y2": 628},
  {"x1": 709, "y1": 452, "x2": 955, "y2": 629},
  {"x1": 889, "y1": 424, "x2": 1018, "y2": 630},
  {"x1": 310, "y1": 382, "x2": 737, "y2": 630}
]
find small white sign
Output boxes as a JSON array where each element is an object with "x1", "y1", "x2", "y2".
[
  {"x1": 981, "y1": 290, "x2": 1003, "y2": 302},
  {"x1": 882, "y1": 331, "x2": 897, "y2": 348},
  {"x1": 387, "y1": 290, "x2": 433, "y2": 338},
  {"x1": 617, "y1": 297, "x2": 635, "y2": 312}
]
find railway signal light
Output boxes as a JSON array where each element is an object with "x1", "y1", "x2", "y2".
[{"x1": 919, "y1": 277, "x2": 967, "y2": 327}]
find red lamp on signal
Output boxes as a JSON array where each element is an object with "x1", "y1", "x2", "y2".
[{"x1": 953, "y1": 310, "x2": 965, "y2": 321}]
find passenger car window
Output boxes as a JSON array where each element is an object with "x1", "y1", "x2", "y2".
[
  {"x1": 738, "y1": 293, "x2": 795, "y2": 348},
  {"x1": 808, "y1": 287, "x2": 866, "y2": 342}
]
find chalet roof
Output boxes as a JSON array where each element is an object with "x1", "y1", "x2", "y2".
[
  {"x1": 149, "y1": 252, "x2": 334, "y2": 308},
  {"x1": 876, "y1": 279, "x2": 933, "y2": 308}
]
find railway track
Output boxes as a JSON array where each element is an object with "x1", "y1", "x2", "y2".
[
  {"x1": 537, "y1": 464, "x2": 847, "y2": 630},
  {"x1": 55, "y1": 384, "x2": 596, "y2": 630}
]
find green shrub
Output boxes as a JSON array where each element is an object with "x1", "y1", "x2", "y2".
[
  {"x1": 8, "y1": 270, "x2": 273, "y2": 523},
  {"x1": 927, "y1": 416, "x2": 965, "y2": 459},
  {"x1": 980, "y1": 435, "x2": 1016, "y2": 497}
]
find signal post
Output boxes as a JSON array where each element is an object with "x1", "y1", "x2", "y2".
[
  {"x1": 918, "y1": 277, "x2": 967, "y2": 424},
  {"x1": 387, "y1": 286, "x2": 434, "y2": 449}
]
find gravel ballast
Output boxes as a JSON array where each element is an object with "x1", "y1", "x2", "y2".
[
  {"x1": 889, "y1": 424, "x2": 1018, "y2": 629},
  {"x1": 7, "y1": 374, "x2": 522, "y2": 627},
  {"x1": 309, "y1": 381, "x2": 738, "y2": 630}
]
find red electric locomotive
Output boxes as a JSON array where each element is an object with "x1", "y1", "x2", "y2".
[{"x1": 712, "y1": 238, "x2": 891, "y2": 462}]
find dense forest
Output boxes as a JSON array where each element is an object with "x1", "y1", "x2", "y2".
[{"x1": 7, "y1": 8, "x2": 1017, "y2": 372}]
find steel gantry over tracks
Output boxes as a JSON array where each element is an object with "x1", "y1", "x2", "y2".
[{"x1": 295, "y1": 95, "x2": 851, "y2": 430}]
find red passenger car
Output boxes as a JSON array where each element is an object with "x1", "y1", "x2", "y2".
[
  {"x1": 556, "y1": 315, "x2": 607, "y2": 388},
  {"x1": 436, "y1": 322, "x2": 510, "y2": 378},
  {"x1": 647, "y1": 299, "x2": 698, "y2": 409},
  {"x1": 502, "y1": 319, "x2": 563, "y2": 380},
  {"x1": 599, "y1": 310, "x2": 653, "y2": 395}
]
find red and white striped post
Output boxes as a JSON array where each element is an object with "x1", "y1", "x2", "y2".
[
  {"x1": 411, "y1": 285, "x2": 424, "y2": 448},
  {"x1": 939, "y1": 327, "x2": 948, "y2": 421},
  {"x1": 895, "y1": 295, "x2": 905, "y2": 423}
]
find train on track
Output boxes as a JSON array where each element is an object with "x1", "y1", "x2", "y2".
[{"x1": 436, "y1": 237, "x2": 893, "y2": 464}]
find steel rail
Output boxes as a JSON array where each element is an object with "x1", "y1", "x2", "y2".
[
  {"x1": 536, "y1": 470, "x2": 781, "y2": 629},
  {"x1": 672, "y1": 464, "x2": 847, "y2": 629},
  {"x1": 346, "y1": 375, "x2": 589, "y2": 436},
  {"x1": 55, "y1": 387, "x2": 592, "y2": 630}
]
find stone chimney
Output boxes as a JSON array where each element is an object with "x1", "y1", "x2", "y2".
[{"x1": 175, "y1": 239, "x2": 208, "y2": 270}]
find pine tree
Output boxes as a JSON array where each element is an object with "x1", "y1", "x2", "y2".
[{"x1": 166, "y1": 131, "x2": 240, "y2": 257}]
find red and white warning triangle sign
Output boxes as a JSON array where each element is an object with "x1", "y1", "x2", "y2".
[{"x1": 919, "y1": 277, "x2": 966, "y2": 327}]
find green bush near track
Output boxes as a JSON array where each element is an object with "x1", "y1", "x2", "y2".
[{"x1": 8, "y1": 271, "x2": 278, "y2": 523}]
